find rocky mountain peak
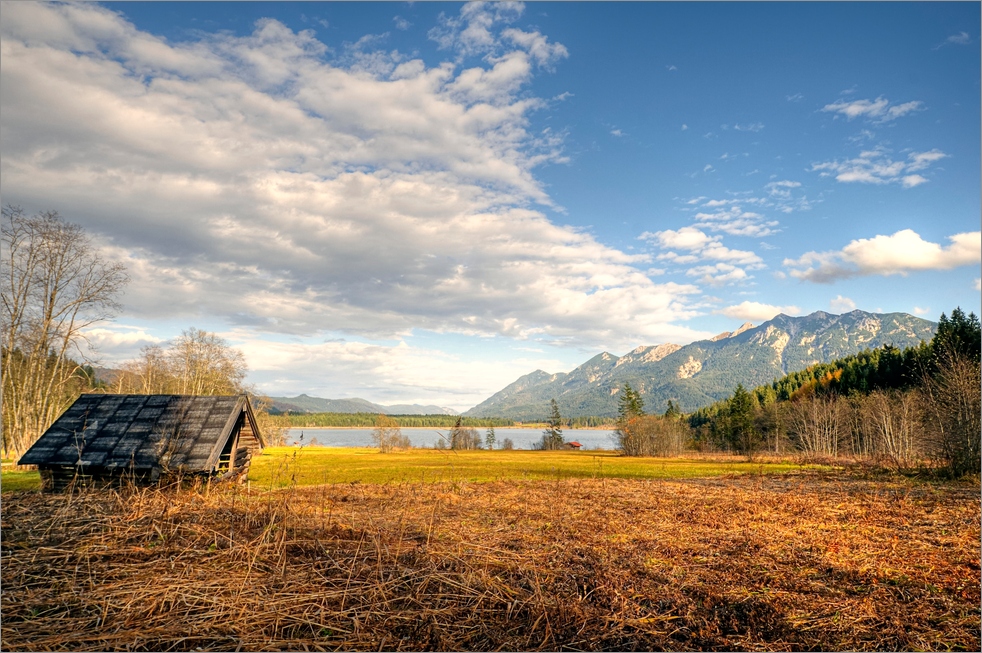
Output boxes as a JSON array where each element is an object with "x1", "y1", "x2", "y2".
[{"x1": 710, "y1": 321, "x2": 755, "y2": 342}]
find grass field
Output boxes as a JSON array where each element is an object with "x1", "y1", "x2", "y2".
[
  {"x1": 249, "y1": 447, "x2": 821, "y2": 488},
  {"x1": 0, "y1": 469, "x2": 41, "y2": 492},
  {"x1": 1, "y1": 448, "x2": 823, "y2": 493},
  {"x1": 1, "y1": 471, "x2": 978, "y2": 651}
]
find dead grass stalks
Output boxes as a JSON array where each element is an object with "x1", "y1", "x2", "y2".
[{"x1": 2, "y1": 472, "x2": 979, "y2": 651}]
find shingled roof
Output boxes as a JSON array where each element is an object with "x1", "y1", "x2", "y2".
[{"x1": 19, "y1": 394, "x2": 264, "y2": 475}]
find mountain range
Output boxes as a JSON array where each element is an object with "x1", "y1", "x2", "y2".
[
  {"x1": 266, "y1": 394, "x2": 457, "y2": 416},
  {"x1": 463, "y1": 310, "x2": 936, "y2": 420}
]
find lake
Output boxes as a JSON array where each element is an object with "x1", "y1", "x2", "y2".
[{"x1": 286, "y1": 427, "x2": 619, "y2": 450}]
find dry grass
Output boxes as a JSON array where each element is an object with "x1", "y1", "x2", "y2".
[{"x1": 2, "y1": 471, "x2": 979, "y2": 651}]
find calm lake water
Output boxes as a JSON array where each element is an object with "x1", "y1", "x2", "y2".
[{"x1": 286, "y1": 427, "x2": 618, "y2": 450}]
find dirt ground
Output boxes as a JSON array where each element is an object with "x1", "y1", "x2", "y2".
[{"x1": 2, "y1": 470, "x2": 979, "y2": 651}]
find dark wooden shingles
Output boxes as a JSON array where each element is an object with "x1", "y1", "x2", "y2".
[{"x1": 20, "y1": 394, "x2": 252, "y2": 473}]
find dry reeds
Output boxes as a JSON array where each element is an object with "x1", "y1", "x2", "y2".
[{"x1": 2, "y1": 472, "x2": 979, "y2": 651}]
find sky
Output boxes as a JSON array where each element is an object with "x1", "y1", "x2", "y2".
[{"x1": 1, "y1": 1, "x2": 979, "y2": 411}]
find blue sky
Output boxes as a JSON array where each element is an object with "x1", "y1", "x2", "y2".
[{"x1": 1, "y1": 2, "x2": 979, "y2": 410}]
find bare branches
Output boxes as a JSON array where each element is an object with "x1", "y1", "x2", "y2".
[{"x1": 2, "y1": 205, "x2": 128, "y2": 458}]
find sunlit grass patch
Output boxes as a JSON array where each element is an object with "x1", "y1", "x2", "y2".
[
  {"x1": 248, "y1": 446, "x2": 825, "y2": 488},
  {"x1": 0, "y1": 470, "x2": 40, "y2": 493}
]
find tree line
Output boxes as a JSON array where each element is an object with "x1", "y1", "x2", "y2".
[{"x1": 686, "y1": 308, "x2": 980, "y2": 476}]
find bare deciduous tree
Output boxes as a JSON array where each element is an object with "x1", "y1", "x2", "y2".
[
  {"x1": 920, "y1": 350, "x2": 981, "y2": 477},
  {"x1": 857, "y1": 390, "x2": 922, "y2": 471},
  {"x1": 170, "y1": 327, "x2": 247, "y2": 395},
  {"x1": 787, "y1": 395, "x2": 846, "y2": 459},
  {"x1": 2, "y1": 206, "x2": 128, "y2": 458},
  {"x1": 372, "y1": 414, "x2": 409, "y2": 453},
  {"x1": 617, "y1": 414, "x2": 688, "y2": 457}
]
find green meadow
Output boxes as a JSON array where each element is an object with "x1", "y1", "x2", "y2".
[
  {"x1": 248, "y1": 447, "x2": 819, "y2": 488},
  {"x1": 1, "y1": 448, "x2": 824, "y2": 492}
]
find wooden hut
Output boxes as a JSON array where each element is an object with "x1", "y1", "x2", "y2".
[{"x1": 18, "y1": 394, "x2": 264, "y2": 491}]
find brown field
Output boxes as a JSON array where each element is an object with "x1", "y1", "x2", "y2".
[{"x1": 1, "y1": 471, "x2": 979, "y2": 651}]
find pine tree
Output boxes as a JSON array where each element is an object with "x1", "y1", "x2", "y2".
[
  {"x1": 485, "y1": 426, "x2": 496, "y2": 450},
  {"x1": 540, "y1": 399, "x2": 565, "y2": 450},
  {"x1": 618, "y1": 382, "x2": 645, "y2": 422},
  {"x1": 727, "y1": 384, "x2": 761, "y2": 457},
  {"x1": 932, "y1": 307, "x2": 981, "y2": 366}
]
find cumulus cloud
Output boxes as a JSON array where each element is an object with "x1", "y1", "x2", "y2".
[
  {"x1": 687, "y1": 263, "x2": 749, "y2": 287},
  {"x1": 501, "y1": 27, "x2": 568, "y2": 69},
  {"x1": 640, "y1": 228, "x2": 764, "y2": 286},
  {"x1": 785, "y1": 229, "x2": 982, "y2": 283},
  {"x1": 715, "y1": 301, "x2": 801, "y2": 321},
  {"x1": 811, "y1": 148, "x2": 947, "y2": 187},
  {"x1": 0, "y1": 1, "x2": 709, "y2": 352},
  {"x1": 821, "y1": 96, "x2": 924, "y2": 123},
  {"x1": 77, "y1": 325, "x2": 167, "y2": 363},
  {"x1": 913, "y1": 306, "x2": 931, "y2": 316},
  {"x1": 829, "y1": 295, "x2": 857, "y2": 312}
]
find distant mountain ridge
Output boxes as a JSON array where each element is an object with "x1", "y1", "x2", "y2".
[
  {"x1": 268, "y1": 394, "x2": 457, "y2": 416},
  {"x1": 463, "y1": 310, "x2": 937, "y2": 420}
]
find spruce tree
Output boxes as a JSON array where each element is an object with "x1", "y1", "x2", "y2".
[{"x1": 541, "y1": 399, "x2": 565, "y2": 450}]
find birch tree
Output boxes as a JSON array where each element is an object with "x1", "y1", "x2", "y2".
[{"x1": 1, "y1": 206, "x2": 128, "y2": 458}]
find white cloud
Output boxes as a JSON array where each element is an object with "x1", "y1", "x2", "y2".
[
  {"x1": 913, "y1": 306, "x2": 930, "y2": 316},
  {"x1": 502, "y1": 27, "x2": 569, "y2": 69},
  {"x1": 0, "y1": 1, "x2": 710, "y2": 352},
  {"x1": 393, "y1": 16, "x2": 411, "y2": 31},
  {"x1": 733, "y1": 122, "x2": 764, "y2": 132},
  {"x1": 975, "y1": 278, "x2": 981, "y2": 291},
  {"x1": 641, "y1": 228, "x2": 764, "y2": 287},
  {"x1": 716, "y1": 301, "x2": 801, "y2": 321},
  {"x1": 811, "y1": 148, "x2": 947, "y2": 187},
  {"x1": 786, "y1": 93, "x2": 803, "y2": 102},
  {"x1": 647, "y1": 226, "x2": 715, "y2": 251},
  {"x1": 77, "y1": 325, "x2": 167, "y2": 362},
  {"x1": 666, "y1": 64, "x2": 677, "y2": 71},
  {"x1": 785, "y1": 229, "x2": 982, "y2": 283},
  {"x1": 821, "y1": 96, "x2": 923, "y2": 123},
  {"x1": 227, "y1": 335, "x2": 567, "y2": 410},
  {"x1": 692, "y1": 207, "x2": 779, "y2": 237},
  {"x1": 830, "y1": 295, "x2": 857, "y2": 312},
  {"x1": 765, "y1": 180, "x2": 801, "y2": 199},
  {"x1": 934, "y1": 31, "x2": 971, "y2": 49},
  {"x1": 687, "y1": 263, "x2": 749, "y2": 287},
  {"x1": 610, "y1": 128, "x2": 624, "y2": 137},
  {"x1": 681, "y1": 123, "x2": 688, "y2": 131},
  {"x1": 428, "y1": 1, "x2": 525, "y2": 57}
]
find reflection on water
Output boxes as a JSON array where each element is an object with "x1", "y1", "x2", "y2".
[{"x1": 286, "y1": 427, "x2": 617, "y2": 450}]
